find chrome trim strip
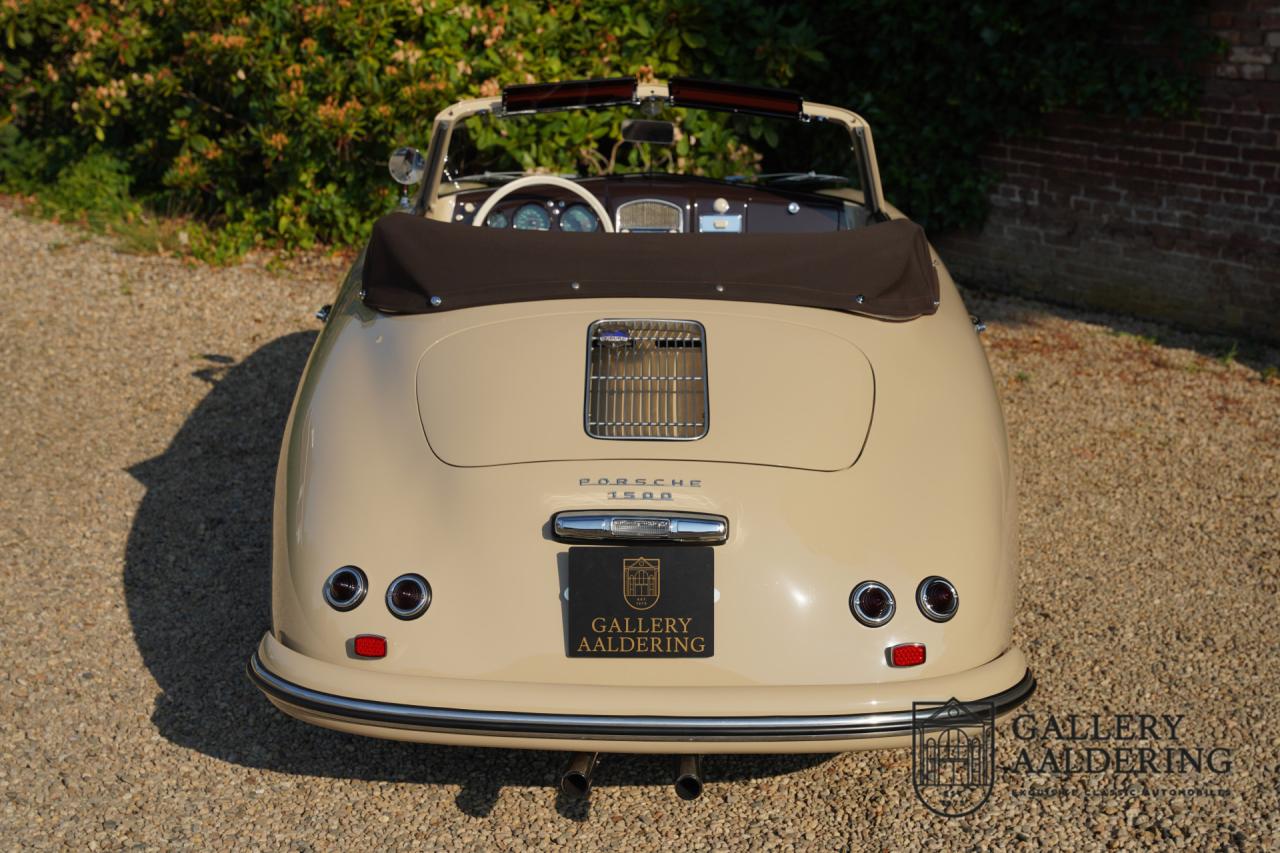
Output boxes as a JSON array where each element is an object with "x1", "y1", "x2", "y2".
[
  {"x1": 248, "y1": 653, "x2": 1035, "y2": 742},
  {"x1": 554, "y1": 511, "x2": 728, "y2": 544}
]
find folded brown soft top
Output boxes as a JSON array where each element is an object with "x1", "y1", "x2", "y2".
[{"x1": 361, "y1": 213, "x2": 940, "y2": 320}]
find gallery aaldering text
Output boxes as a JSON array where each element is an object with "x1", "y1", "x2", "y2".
[{"x1": 1006, "y1": 714, "x2": 1233, "y2": 776}]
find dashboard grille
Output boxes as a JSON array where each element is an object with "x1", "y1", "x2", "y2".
[
  {"x1": 615, "y1": 199, "x2": 684, "y2": 233},
  {"x1": 585, "y1": 319, "x2": 707, "y2": 440}
]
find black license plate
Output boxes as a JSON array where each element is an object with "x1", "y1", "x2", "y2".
[{"x1": 567, "y1": 546, "x2": 714, "y2": 658}]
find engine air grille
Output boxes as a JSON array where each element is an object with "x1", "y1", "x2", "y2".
[
  {"x1": 615, "y1": 199, "x2": 684, "y2": 233},
  {"x1": 585, "y1": 319, "x2": 708, "y2": 440}
]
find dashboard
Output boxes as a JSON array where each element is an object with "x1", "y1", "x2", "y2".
[{"x1": 443, "y1": 176, "x2": 868, "y2": 234}]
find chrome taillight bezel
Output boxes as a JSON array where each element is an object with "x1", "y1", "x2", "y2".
[
  {"x1": 849, "y1": 580, "x2": 896, "y2": 627},
  {"x1": 323, "y1": 566, "x2": 368, "y2": 612},
  {"x1": 917, "y1": 576, "x2": 959, "y2": 622},
  {"x1": 386, "y1": 574, "x2": 432, "y2": 620}
]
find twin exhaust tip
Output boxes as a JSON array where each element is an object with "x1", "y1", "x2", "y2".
[
  {"x1": 672, "y1": 755, "x2": 704, "y2": 801},
  {"x1": 559, "y1": 752, "x2": 599, "y2": 799},
  {"x1": 559, "y1": 753, "x2": 704, "y2": 801}
]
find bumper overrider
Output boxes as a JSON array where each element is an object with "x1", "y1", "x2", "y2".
[{"x1": 247, "y1": 634, "x2": 1035, "y2": 752}]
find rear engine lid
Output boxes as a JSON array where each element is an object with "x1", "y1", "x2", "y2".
[{"x1": 416, "y1": 311, "x2": 873, "y2": 471}]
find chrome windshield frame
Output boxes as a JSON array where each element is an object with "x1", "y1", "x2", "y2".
[{"x1": 412, "y1": 82, "x2": 887, "y2": 220}]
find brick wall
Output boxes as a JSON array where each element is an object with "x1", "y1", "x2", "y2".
[{"x1": 933, "y1": 1, "x2": 1280, "y2": 344}]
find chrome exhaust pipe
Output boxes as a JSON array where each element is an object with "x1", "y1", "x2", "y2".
[
  {"x1": 560, "y1": 752, "x2": 599, "y2": 799},
  {"x1": 673, "y1": 755, "x2": 704, "y2": 801}
]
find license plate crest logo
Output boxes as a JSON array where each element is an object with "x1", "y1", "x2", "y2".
[
  {"x1": 622, "y1": 557, "x2": 660, "y2": 610},
  {"x1": 912, "y1": 698, "x2": 997, "y2": 817}
]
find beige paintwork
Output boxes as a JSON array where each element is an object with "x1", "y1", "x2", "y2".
[
  {"x1": 255, "y1": 86, "x2": 1026, "y2": 753},
  {"x1": 418, "y1": 314, "x2": 874, "y2": 470}
]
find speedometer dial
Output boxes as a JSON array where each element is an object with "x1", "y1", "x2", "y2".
[
  {"x1": 559, "y1": 204, "x2": 599, "y2": 233},
  {"x1": 512, "y1": 203, "x2": 551, "y2": 231}
]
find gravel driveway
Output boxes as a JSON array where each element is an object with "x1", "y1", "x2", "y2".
[{"x1": 2, "y1": 204, "x2": 1277, "y2": 850}]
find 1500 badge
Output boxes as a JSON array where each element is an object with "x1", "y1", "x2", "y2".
[{"x1": 579, "y1": 477, "x2": 702, "y2": 502}]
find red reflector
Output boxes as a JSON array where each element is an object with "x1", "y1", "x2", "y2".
[
  {"x1": 502, "y1": 78, "x2": 636, "y2": 114},
  {"x1": 890, "y1": 643, "x2": 926, "y2": 667},
  {"x1": 353, "y1": 635, "x2": 387, "y2": 658}
]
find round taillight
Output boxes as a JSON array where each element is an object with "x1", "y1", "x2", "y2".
[
  {"x1": 917, "y1": 576, "x2": 958, "y2": 622},
  {"x1": 323, "y1": 566, "x2": 367, "y2": 611},
  {"x1": 386, "y1": 574, "x2": 431, "y2": 620},
  {"x1": 849, "y1": 581, "x2": 895, "y2": 627}
]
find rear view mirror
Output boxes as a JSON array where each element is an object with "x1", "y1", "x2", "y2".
[
  {"x1": 621, "y1": 119, "x2": 675, "y2": 146},
  {"x1": 388, "y1": 147, "x2": 426, "y2": 185}
]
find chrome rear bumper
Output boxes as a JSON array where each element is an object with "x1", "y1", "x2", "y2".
[{"x1": 248, "y1": 650, "x2": 1034, "y2": 742}]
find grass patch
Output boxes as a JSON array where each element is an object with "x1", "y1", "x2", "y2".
[
  {"x1": 1217, "y1": 340, "x2": 1239, "y2": 366},
  {"x1": 12, "y1": 153, "x2": 251, "y2": 264},
  {"x1": 1108, "y1": 329, "x2": 1159, "y2": 346}
]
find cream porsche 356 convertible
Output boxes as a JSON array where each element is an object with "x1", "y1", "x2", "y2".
[{"x1": 247, "y1": 78, "x2": 1034, "y2": 799}]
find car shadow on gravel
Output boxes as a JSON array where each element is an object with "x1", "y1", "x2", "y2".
[{"x1": 124, "y1": 332, "x2": 829, "y2": 819}]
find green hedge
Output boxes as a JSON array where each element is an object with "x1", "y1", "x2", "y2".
[{"x1": 0, "y1": 1, "x2": 1216, "y2": 252}]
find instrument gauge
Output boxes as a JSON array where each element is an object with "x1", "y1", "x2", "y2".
[
  {"x1": 512, "y1": 203, "x2": 551, "y2": 231},
  {"x1": 484, "y1": 210, "x2": 509, "y2": 229},
  {"x1": 560, "y1": 204, "x2": 600, "y2": 233}
]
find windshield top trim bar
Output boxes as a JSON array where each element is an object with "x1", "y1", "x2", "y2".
[
  {"x1": 668, "y1": 77, "x2": 804, "y2": 120},
  {"x1": 502, "y1": 77, "x2": 638, "y2": 116}
]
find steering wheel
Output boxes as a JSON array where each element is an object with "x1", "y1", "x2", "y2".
[{"x1": 470, "y1": 175, "x2": 615, "y2": 233}]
